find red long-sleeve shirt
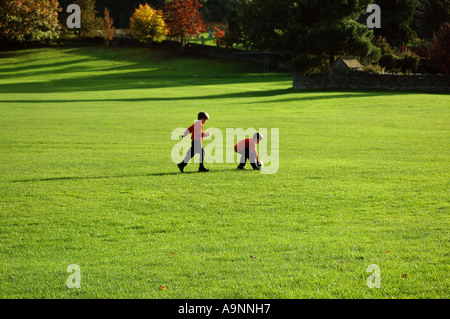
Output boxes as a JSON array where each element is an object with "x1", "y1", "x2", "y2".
[
  {"x1": 234, "y1": 138, "x2": 258, "y2": 160},
  {"x1": 183, "y1": 120, "x2": 210, "y2": 141}
]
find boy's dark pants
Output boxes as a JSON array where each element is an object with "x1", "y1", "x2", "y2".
[
  {"x1": 181, "y1": 140, "x2": 206, "y2": 168},
  {"x1": 237, "y1": 149, "x2": 259, "y2": 169}
]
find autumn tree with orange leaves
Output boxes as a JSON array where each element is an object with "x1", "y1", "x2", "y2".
[
  {"x1": 163, "y1": 0, "x2": 205, "y2": 47},
  {"x1": 102, "y1": 8, "x2": 115, "y2": 46},
  {"x1": 0, "y1": 0, "x2": 61, "y2": 42}
]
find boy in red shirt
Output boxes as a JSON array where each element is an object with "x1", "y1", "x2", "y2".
[
  {"x1": 177, "y1": 111, "x2": 210, "y2": 173},
  {"x1": 234, "y1": 132, "x2": 263, "y2": 170}
]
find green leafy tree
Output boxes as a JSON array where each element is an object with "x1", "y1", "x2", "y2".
[
  {"x1": 366, "y1": 0, "x2": 418, "y2": 47},
  {"x1": 226, "y1": 0, "x2": 292, "y2": 51},
  {"x1": 287, "y1": 0, "x2": 381, "y2": 73},
  {"x1": 198, "y1": 0, "x2": 236, "y2": 22},
  {"x1": 0, "y1": 0, "x2": 61, "y2": 42},
  {"x1": 414, "y1": 0, "x2": 450, "y2": 40},
  {"x1": 75, "y1": 0, "x2": 103, "y2": 38},
  {"x1": 225, "y1": 4, "x2": 248, "y2": 49}
]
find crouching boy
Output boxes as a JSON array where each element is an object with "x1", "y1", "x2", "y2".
[{"x1": 234, "y1": 132, "x2": 263, "y2": 170}]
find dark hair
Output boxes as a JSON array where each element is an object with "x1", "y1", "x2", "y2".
[
  {"x1": 253, "y1": 132, "x2": 263, "y2": 141},
  {"x1": 198, "y1": 111, "x2": 209, "y2": 120}
]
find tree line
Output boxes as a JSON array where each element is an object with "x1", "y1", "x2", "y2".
[
  {"x1": 1, "y1": 0, "x2": 448, "y2": 74},
  {"x1": 226, "y1": 0, "x2": 449, "y2": 73},
  {"x1": 57, "y1": 0, "x2": 234, "y2": 29}
]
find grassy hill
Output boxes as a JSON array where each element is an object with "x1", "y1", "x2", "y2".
[{"x1": 0, "y1": 45, "x2": 449, "y2": 298}]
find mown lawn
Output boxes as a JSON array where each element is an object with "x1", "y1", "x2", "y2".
[{"x1": 0, "y1": 45, "x2": 448, "y2": 299}]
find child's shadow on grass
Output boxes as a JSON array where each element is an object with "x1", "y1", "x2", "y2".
[{"x1": 11, "y1": 168, "x2": 250, "y2": 183}]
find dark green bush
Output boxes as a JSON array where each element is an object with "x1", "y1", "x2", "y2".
[
  {"x1": 378, "y1": 54, "x2": 398, "y2": 70},
  {"x1": 378, "y1": 53, "x2": 420, "y2": 73},
  {"x1": 398, "y1": 54, "x2": 420, "y2": 73}
]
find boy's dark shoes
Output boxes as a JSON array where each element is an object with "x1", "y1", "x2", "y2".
[
  {"x1": 236, "y1": 166, "x2": 245, "y2": 170},
  {"x1": 198, "y1": 167, "x2": 210, "y2": 172},
  {"x1": 177, "y1": 163, "x2": 185, "y2": 173}
]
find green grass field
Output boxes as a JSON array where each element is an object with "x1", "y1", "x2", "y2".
[{"x1": 0, "y1": 45, "x2": 449, "y2": 299}]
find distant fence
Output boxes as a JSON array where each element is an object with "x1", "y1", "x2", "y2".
[{"x1": 231, "y1": 51, "x2": 292, "y2": 73}]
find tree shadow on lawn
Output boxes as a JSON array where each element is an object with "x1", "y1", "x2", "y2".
[
  {"x1": 0, "y1": 65, "x2": 425, "y2": 100},
  {"x1": 0, "y1": 58, "x2": 95, "y2": 76},
  {"x1": 0, "y1": 45, "x2": 274, "y2": 93},
  {"x1": 0, "y1": 47, "x2": 49, "y2": 60},
  {"x1": 10, "y1": 167, "x2": 248, "y2": 183},
  {"x1": 0, "y1": 67, "x2": 290, "y2": 95},
  {"x1": 0, "y1": 46, "x2": 426, "y2": 100},
  {"x1": 0, "y1": 45, "x2": 425, "y2": 99},
  {"x1": 0, "y1": 89, "x2": 419, "y2": 104}
]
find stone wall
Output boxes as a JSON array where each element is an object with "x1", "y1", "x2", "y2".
[{"x1": 293, "y1": 70, "x2": 450, "y2": 93}]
